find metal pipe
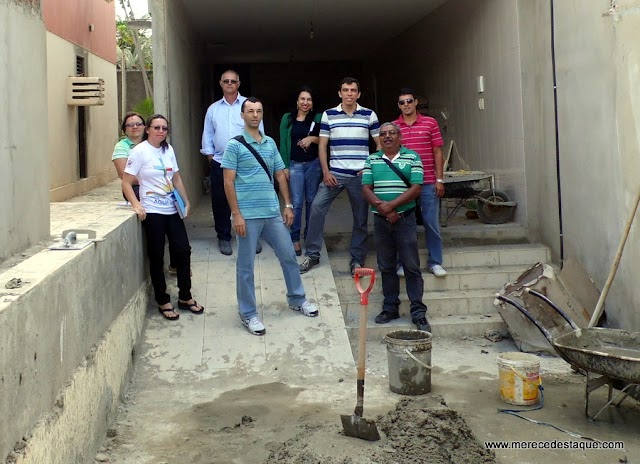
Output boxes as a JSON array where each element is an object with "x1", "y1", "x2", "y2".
[{"x1": 550, "y1": 0, "x2": 565, "y2": 267}]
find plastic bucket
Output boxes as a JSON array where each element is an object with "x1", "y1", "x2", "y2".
[
  {"x1": 497, "y1": 352, "x2": 541, "y2": 405},
  {"x1": 383, "y1": 330, "x2": 432, "y2": 395}
]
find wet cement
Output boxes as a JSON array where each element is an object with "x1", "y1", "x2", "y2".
[{"x1": 265, "y1": 395, "x2": 496, "y2": 464}]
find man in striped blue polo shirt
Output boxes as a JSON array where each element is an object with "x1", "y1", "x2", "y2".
[
  {"x1": 222, "y1": 98, "x2": 319, "y2": 336},
  {"x1": 361, "y1": 122, "x2": 430, "y2": 332},
  {"x1": 300, "y1": 77, "x2": 381, "y2": 276}
]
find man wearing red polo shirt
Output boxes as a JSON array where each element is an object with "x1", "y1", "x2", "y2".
[{"x1": 394, "y1": 88, "x2": 446, "y2": 277}]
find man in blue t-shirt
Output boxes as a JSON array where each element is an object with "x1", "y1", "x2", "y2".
[{"x1": 222, "y1": 97, "x2": 319, "y2": 336}]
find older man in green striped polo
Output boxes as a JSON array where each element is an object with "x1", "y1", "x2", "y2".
[{"x1": 361, "y1": 122, "x2": 430, "y2": 332}]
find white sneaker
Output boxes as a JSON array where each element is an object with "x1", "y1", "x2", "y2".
[
  {"x1": 429, "y1": 264, "x2": 447, "y2": 277},
  {"x1": 290, "y1": 300, "x2": 319, "y2": 317},
  {"x1": 241, "y1": 315, "x2": 266, "y2": 335},
  {"x1": 396, "y1": 265, "x2": 405, "y2": 277}
]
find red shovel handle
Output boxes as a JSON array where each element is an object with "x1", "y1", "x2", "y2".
[{"x1": 354, "y1": 268, "x2": 376, "y2": 305}]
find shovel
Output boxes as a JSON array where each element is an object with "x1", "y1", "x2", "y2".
[{"x1": 340, "y1": 267, "x2": 380, "y2": 441}]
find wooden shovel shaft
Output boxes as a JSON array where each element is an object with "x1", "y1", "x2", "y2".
[
  {"x1": 588, "y1": 189, "x2": 640, "y2": 327},
  {"x1": 355, "y1": 302, "x2": 368, "y2": 414}
]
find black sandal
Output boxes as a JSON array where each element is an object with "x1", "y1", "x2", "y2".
[
  {"x1": 158, "y1": 306, "x2": 180, "y2": 320},
  {"x1": 178, "y1": 300, "x2": 205, "y2": 314}
]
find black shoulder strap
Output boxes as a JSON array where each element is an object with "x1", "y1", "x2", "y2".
[
  {"x1": 233, "y1": 135, "x2": 272, "y2": 182},
  {"x1": 381, "y1": 157, "x2": 411, "y2": 188}
]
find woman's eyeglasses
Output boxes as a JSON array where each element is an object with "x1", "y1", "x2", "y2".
[
  {"x1": 151, "y1": 125, "x2": 169, "y2": 132},
  {"x1": 125, "y1": 122, "x2": 144, "y2": 128}
]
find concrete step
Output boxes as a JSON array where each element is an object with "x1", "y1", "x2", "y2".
[
  {"x1": 325, "y1": 222, "x2": 530, "y2": 251},
  {"x1": 333, "y1": 264, "x2": 530, "y2": 295},
  {"x1": 340, "y1": 289, "x2": 497, "y2": 318},
  {"x1": 345, "y1": 313, "x2": 506, "y2": 341},
  {"x1": 328, "y1": 243, "x2": 550, "y2": 270}
]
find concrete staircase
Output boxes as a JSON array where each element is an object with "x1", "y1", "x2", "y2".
[{"x1": 330, "y1": 243, "x2": 551, "y2": 340}]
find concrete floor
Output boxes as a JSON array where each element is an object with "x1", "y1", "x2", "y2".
[{"x1": 84, "y1": 182, "x2": 639, "y2": 463}]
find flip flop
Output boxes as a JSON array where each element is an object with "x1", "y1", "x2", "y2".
[
  {"x1": 178, "y1": 300, "x2": 205, "y2": 314},
  {"x1": 158, "y1": 306, "x2": 180, "y2": 320}
]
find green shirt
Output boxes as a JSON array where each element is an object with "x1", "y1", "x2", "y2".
[
  {"x1": 361, "y1": 146, "x2": 423, "y2": 214},
  {"x1": 278, "y1": 112, "x2": 322, "y2": 168},
  {"x1": 112, "y1": 137, "x2": 135, "y2": 160}
]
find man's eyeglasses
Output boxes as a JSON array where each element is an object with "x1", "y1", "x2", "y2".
[
  {"x1": 380, "y1": 130, "x2": 398, "y2": 137},
  {"x1": 398, "y1": 98, "x2": 415, "y2": 106},
  {"x1": 221, "y1": 79, "x2": 239, "y2": 84},
  {"x1": 125, "y1": 122, "x2": 144, "y2": 128},
  {"x1": 151, "y1": 125, "x2": 169, "y2": 132}
]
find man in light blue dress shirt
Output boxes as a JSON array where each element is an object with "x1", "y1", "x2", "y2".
[{"x1": 201, "y1": 70, "x2": 263, "y2": 255}]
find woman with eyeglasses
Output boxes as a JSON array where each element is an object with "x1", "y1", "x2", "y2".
[
  {"x1": 122, "y1": 114, "x2": 204, "y2": 321},
  {"x1": 278, "y1": 86, "x2": 322, "y2": 256},
  {"x1": 113, "y1": 112, "x2": 145, "y2": 200}
]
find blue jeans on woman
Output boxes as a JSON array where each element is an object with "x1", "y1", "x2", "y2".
[{"x1": 289, "y1": 159, "x2": 322, "y2": 243}]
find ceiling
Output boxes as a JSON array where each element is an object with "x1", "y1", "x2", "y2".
[{"x1": 181, "y1": 0, "x2": 448, "y2": 63}]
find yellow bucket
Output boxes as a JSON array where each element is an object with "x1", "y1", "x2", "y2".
[{"x1": 497, "y1": 352, "x2": 541, "y2": 405}]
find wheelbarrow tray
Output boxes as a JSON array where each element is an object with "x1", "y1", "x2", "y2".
[
  {"x1": 553, "y1": 327, "x2": 640, "y2": 384},
  {"x1": 442, "y1": 172, "x2": 492, "y2": 199}
]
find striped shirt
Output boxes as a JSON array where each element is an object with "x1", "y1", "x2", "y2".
[
  {"x1": 112, "y1": 137, "x2": 135, "y2": 160},
  {"x1": 361, "y1": 147, "x2": 424, "y2": 214},
  {"x1": 394, "y1": 114, "x2": 443, "y2": 184},
  {"x1": 221, "y1": 131, "x2": 284, "y2": 220},
  {"x1": 320, "y1": 103, "x2": 380, "y2": 176}
]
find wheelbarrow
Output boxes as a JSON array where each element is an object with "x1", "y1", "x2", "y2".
[
  {"x1": 497, "y1": 289, "x2": 640, "y2": 420},
  {"x1": 441, "y1": 172, "x2": 516, "y2": 226}
]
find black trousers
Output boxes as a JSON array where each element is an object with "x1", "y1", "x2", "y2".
[
  {"x1": 209, "y1": 160, "x2": 232, "y2": 241},
  {"x1": 125, "y1": 185, "x2": 176, "y2": 267},
  {"x1": 143, "y1": 213, "x2": 192, "y2": 305}
]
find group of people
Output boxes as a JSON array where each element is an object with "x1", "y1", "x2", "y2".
[{"x1": 112, "y1": 69, "x2": 447, "y2": 336}]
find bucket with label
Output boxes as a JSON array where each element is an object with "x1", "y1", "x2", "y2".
[
  {"x1": 383, "y1": 330, "x2": 432, "y2": 395},
  {"x1": 497, "y1": 352, "x2": 541, "y2": 405}
]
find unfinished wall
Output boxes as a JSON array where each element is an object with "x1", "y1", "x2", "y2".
[
  {"x1": 0, "y1": 1, "x2": 50, "y2": 262},
  {"x1": 151, "y1": 0, "x2": 206, "y2": 204},
  {"x1": 367, "y1": 0, "x2": 528, "y2": 224},
  {"x1": 46, "y1": 32, "x2": 120, "y2": 201},
  {"x1": 0, "y1": 205, "x2": 147, "y2": 463},
  {"x1": 552, "y1": 0, "x2": 640, "y2": 330},
  {"x1": 517, "y1": 0, "x2": 560, "y2": 260}
]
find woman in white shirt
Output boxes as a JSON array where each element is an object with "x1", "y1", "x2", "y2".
[{"x1": 122, "y1": 114, "x2": 204, "y2": 320}]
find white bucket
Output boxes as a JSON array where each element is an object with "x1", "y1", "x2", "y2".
[
  {"x1": 497, "y1": 352, "x2": 541, "y2": 405},
  {"x1": 383, "y1": 330, "x2": 432, "y2": 395}
]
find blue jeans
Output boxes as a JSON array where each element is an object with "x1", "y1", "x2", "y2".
[
  {"x1": 236, "y1": 216, "x2": 307, "y2": 319},
  {"x1": 289, "y1": 159, "x2": 322, "y2": 242},
  {"x1": 374, "y1": 214, "x2": 427, "y2": 319},
  {"x1": 420, "y1": 184, "x2": 443, "y2": 268},
  {"x1": 304, "y1": 174, "x2": 369, "y2": 265}
]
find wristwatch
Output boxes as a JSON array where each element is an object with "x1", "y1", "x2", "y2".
[
  {"x1": 436, "y1": 179, "x2": 443, "y2": 183},
  {"x1": 285, "y1": 204, "x2": 294, "y2": 209}
]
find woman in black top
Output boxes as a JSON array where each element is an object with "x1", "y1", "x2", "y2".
[{"x1": 278, "y1": 86, "x2": 322, "y2": 255}]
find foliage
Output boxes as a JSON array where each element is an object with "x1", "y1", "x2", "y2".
[
  {"x1": 132, "y1": 97, "x2": 154, "y2": 120},
  {"x1": 116, "y1": 17, "x2": 152, "y2": 71}
]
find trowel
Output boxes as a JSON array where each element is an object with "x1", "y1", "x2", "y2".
[{"x1": 340, "y1": 267, "x2": 380, "y2": 441}]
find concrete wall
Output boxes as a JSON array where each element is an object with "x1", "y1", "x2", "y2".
[
  {"x1": 151, "y1": 0, "x2": 206, "y2": 204},
  {"x1": 0, "y1": 1, "x2": 50, "y2": 262},
  {"x1": 517, "y1": 0, "x2": 560, "y2": 260},
  {"x1": 47, "y1": 32, "x2": 120, "y2": 201},
  {"x1": 116, "y1": 70, "x2": 154, "y2": 123},
  {"x1": 0, "y1": 205, "x2": 148, "y2": 463},
  {"x1": 366, "y1": 0, "x2": 528, "y2": 224},
  {"x1": 550, "y1": 0, "x2": 640, "y2": 330}
]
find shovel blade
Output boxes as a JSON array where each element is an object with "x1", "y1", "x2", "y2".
[{"x1": 340, "y1": 414, "x2": 380, "y2": 441}]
